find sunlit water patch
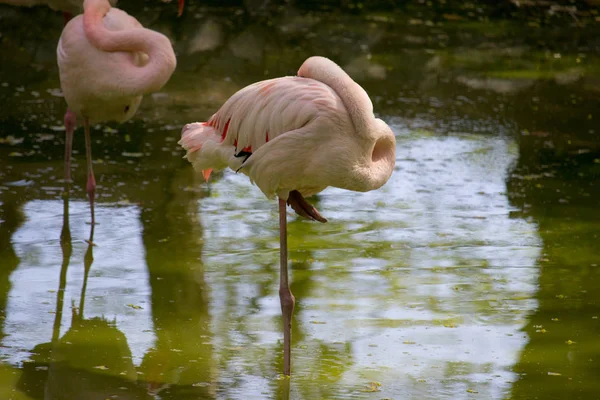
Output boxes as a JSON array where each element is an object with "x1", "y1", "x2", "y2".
[
  {"x1": 199, "y1": 125, "x2": 542, "y2": 399},
  {"x1": 0, "y1": 126, "x2": 544, "y2": 399},
  {"x1": 2, "y1": 201, "x2": 155, "y2": 366}
]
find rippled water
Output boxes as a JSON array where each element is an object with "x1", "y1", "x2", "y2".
[
  {"x1": 1, "y1": 3, "x2": 599, "y2": 400},
  {"x1": 3, "y1": 126, "x2": 544, "y2": 400}
]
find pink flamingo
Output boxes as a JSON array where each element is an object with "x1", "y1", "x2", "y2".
[
  {"x1": 57, "y1": 0, "x2": 177, "y2": 225},
  {"x1": 179, "y1": 56, "x2": 397, "y2": 375},
  {"x1": 0, "y1": 0, "x2": 184, "y2": 24},
  {"x1": 0, "y1": 0, "x2": 101, "y2": 22}
]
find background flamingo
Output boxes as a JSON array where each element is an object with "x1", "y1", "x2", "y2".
[
  {"x1": 57, "y1": 0, "x2": 177, "y2": 226},
  {"x1": 0, "y1": 0, "x2": 184, "y2": 23},
  {"x1": 179, "y1": 56, "x2": 397, "y2": 375}
]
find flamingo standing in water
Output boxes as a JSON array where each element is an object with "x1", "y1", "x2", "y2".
[
  {"x1": 0, "y1": 0, "x2": 101, "y2": 22},
  {"x1": 179, "y1": 56, "x2": 397, "y2": 375},
  {"x1": 57, "y1": 0, "x2": 177, "y2": 225},
  {"x1": 0, "y1": 0, "x2": 184, "y2": 26}
]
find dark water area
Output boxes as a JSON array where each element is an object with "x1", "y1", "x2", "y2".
[{"x1": 0, "y1": 1, "x2": 599, "y2": 399}]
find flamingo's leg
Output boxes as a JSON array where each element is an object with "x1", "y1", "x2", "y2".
[
  {"x1": 63, "y1": 109, "x2": 76, "y2": 183},
  {"x1": 83, "y1": 118, "x2": 96, "y2": 226},
  {"x1": 279, "y1": 198, "x2": 294, "y2": 376},
  {"x1": 287, "y1": 190, "x2": 327, "y2": 223}
]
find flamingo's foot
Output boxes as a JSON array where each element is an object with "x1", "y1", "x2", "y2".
[{"x1": 286, "y1": 190, "x2": 327, "y2": 223}]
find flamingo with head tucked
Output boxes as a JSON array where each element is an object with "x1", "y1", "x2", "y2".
[
  {"x1": 0, "y1": 0, "x2": 184, "y2": 24},
  {"x1": 179, "y1": 56, "x2": 397, "y2": 375},
  {"x1": 57, "y1": 0, "x2": 177, "y2": 226}
]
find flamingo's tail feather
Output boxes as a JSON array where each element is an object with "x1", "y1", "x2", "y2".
[{"x1": 179, "y1": 122, "x2": 232, "y2": 176}]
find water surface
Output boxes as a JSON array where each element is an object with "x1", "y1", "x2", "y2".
[{"x1": 0, "y1": 3, "x2": 599, "y2": 399}]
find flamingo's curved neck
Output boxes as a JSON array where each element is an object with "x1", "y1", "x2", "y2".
[
  {"x1": 82, "y1": 0, "x2": 176, "y2": 95},
  {"x1": 298, "y1": 57, "x2": 374, "y2": 139}
]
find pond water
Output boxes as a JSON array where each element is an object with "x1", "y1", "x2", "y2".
[{"x1": 0, "y1": 3, "x2": 599, "y2": 400}]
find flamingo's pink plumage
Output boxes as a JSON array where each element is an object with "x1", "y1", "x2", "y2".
[
  {"x1": 57, "y1": 0, "x2": 177, "y2": 226},
  {"x1": 179, "y1": 56, "x2": 396, "y2": 376},
  {"x1": 179, "y1": 56, "x2": 396, "y2": 201}
]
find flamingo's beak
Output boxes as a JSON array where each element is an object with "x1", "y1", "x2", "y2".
[{"x1": 178, "y1": 0, "x2": 184, "y2": 16}]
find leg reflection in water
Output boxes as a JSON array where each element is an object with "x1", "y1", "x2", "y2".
[{"x1": 16, "y1": 194, "x2": 150, "y2": 400}]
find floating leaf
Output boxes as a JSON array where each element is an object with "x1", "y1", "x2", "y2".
[
  {"x1": 127, "y1": 304, "x2": 143, "y2": 310},
  {"x1": 122, "y1": 152, "x2": 143, "y2": 158},
  {"x1": 361, "y1": 382, "x2": 381, "y2": 392},
  {"x1": 0, "y1": 136, "x2": 24, "y2": 145}
]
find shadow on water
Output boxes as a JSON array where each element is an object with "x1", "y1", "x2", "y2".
[
  {"x1": 507, "y1": 143, "x2": 600, "y2": 399},
  {"x1": 137, "y1": 165, "x2": 217, "y2": 399},
  {"x1": 0, "y1": 195, "x2": 24, "y2": 343}
]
